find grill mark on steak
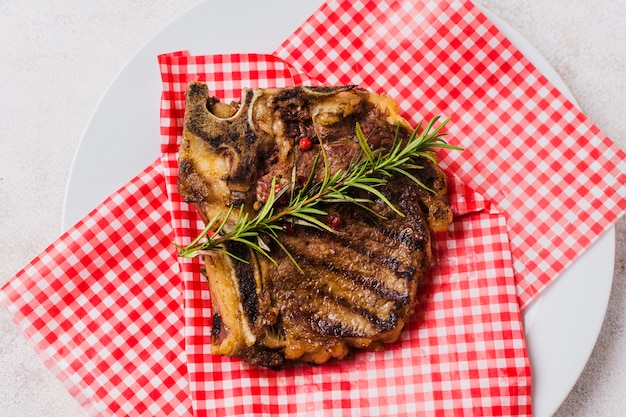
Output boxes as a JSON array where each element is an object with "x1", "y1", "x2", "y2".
[
  {"x1": 308, "y1": 293, "x2": 398, "y2": 338},
  {"x1": 225, "y1": 241, "x2": 259, "y2": 325},
  {"x1": 314, "y1": 319, "x2": 358, "y2": 338},
  {"x1": 378, "y1": 226, "x2": 428, "y2": 251},
  {"x1": 378, "y1": 256, "x2": 417, "y2": 281},
  {"x1": 280, "y1": 233, "x2": 414, "y2": 298},
  {"x1": 320, "y1": 290, "x2": 400, "y2": 334},
  {"x1": 294, "y1": 256, "x2": 411, "y2": 306},
  {"x1": 211, "y1": 313, "x2": 222, "y2": 340},
  {"x1": 286, "y1": 292, "x2": 383, "y2": 339},
  {"x1": 331, "y1": 223, "x2": 423, "y2": 280},
  {"x1": 268, "y1": 237, "x2": 414, "y2": 341}
]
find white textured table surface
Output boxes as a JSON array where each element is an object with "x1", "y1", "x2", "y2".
[{"x1": 1, "y1": 1, "x2": 624, "y2": 416}]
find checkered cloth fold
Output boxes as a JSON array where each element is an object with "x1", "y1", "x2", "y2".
[
  {"x1": 158, "y1": 50, "x2": 530, "y2": 417},
  {"x1": 1, "y1": 0, "x2": 624, "y2": 416},
  {"x1": 1, "y1": 161, "x2": 193, "y2": 416}
]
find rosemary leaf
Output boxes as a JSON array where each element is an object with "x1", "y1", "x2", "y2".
[{"x1": 174, "y1": 117, "x2": 462, "y2": 265}]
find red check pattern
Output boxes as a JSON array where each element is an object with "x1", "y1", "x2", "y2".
[
  {"x1": 274, "y1": 0, "x2": 626, "y2": 308},
  {"x1": 158, "y1": 52, "x2": 531, "y2": 416},
  {"x1": 0, "y1": 161, "x2": 192, "y2": 417}
]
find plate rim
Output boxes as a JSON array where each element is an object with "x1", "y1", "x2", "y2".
[{"x1": 62, "y1": 1, "x2": 615, "y2": 416}]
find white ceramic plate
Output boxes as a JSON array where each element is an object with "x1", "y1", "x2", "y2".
[{"x1": 62, "y1": 1, "x2": 614, "y2": 416}]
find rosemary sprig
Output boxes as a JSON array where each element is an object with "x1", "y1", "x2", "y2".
[{"x1": 173, "y1": 116, "x2": 461, "y2": 264}]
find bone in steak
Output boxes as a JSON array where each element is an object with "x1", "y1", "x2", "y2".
[{"x1": 178, "y1": 82, "x2": 452, "y2": 368}]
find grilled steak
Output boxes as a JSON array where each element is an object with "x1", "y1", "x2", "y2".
[{"x1": 178, "y1": 82, "x2": 452, "y2": 368}]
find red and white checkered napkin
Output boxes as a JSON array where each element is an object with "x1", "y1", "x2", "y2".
[
  {"x1": 275, "y1": 0, "x2": 626, "y2": 308},
  {"x1": 158, "y1": 51, "x2": 531, "y2": 416},
  {"x1": 0, "y1": 162, "x2": 192, "y2": 416}
]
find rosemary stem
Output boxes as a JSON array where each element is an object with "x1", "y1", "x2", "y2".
[{"x1": 175, "y1": 117, "x2": 462, "y2": 262}]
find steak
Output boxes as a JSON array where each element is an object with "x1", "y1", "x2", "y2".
[{"x1": 178, "y1": 82, "x2": 453, "y2": 368}]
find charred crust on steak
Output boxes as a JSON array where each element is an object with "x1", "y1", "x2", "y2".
[
  {"x1": 178, "y1": 82, "x2": 453, "y2": 368},
  {"x1": 211, "y1": 313, "x2": 222, "y2": 340},
  {"x1": 177, "y1": 159, "x2": 210, "y2": 203},
  {"x1": 225, "y1": 241, "x2": 259, "y2": 325}
]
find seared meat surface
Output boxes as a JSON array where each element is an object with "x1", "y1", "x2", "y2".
[{"x1": 178, "y1": 82, "x2": 452, "y2": 368}]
